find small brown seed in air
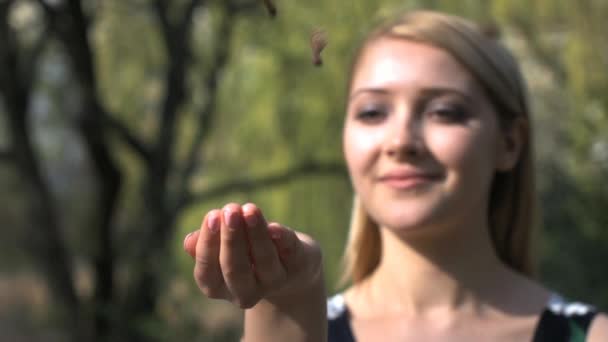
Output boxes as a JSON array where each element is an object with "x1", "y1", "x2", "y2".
[
  {"x1": 262, "y1": 0, "x2": 277, "y2": 18},
  {"x1": 310, "y1": 28, "x2": 328, "y2": 66}
]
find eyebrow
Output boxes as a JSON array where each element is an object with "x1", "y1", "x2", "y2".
[
  {"x1": 349, "y1": 88, "x2": 390, "y2": 100},
  {"x1": 349, "y1": 87, "x2": 473, "y2": 103}
]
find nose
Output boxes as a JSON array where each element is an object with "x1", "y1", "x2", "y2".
[{"x1": 384, "y1": 112, "x2": 424, "y2": 159}]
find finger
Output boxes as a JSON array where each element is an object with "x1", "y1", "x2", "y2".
[
  {"x1": 194, "y1": 209, "x2": 228, "y2": 300},
  {"x1": 267, "y1": 223, "x2": 323, "y2": 296},
  {"x1": 183, "y1": 230, "x2": 200, "y2": 258},
  {"x1": 220, "y1": 203, "x2": 260, "y2": 308},
  {"x1": 242, "y1": 203, "x2": 286, "y2": 290},
  {"x1": 267, "y1": 222, "x2": 303, "y2": 271}
]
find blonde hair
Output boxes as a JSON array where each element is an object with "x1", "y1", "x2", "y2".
[{"x1": 341, "y1": 10, "x2": 536, "y2": 285}]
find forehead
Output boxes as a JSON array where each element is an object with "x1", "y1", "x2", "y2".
[{"x1": 350, "y1": 37, "x2": 479, "y2": 97}]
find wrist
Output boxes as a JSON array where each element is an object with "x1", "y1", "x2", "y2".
[
  {"x1": 265, "y1": 267, "x2": 325, "y2": 305},
  {"x1": 244, "y1": 273, "x2": 327, "y2": 342}
]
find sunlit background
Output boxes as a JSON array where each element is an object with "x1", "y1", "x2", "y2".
[{"x1": 1, "y1": 0, "x2": 607, "y2": 340}]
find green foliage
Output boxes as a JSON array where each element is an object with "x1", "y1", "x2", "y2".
[{"x1": 486, "y1": 0, "x2": 608, "y2": 310}]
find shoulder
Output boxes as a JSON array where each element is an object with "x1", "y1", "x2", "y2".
[{"x1": 588, "y1": 313, "x2": 608, "y2": 342}]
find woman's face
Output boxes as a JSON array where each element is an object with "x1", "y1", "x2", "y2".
[{"x1": 343, "y1": 37, "x2": 514, "y2": 235}]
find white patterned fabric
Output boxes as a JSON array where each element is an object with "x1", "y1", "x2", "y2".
[
  {"x1": 327, "y1": 294, "x2": 347, "y2": 320},
  {"x1": 546, "y1": 292, "x2": 595, "y2": 317}
]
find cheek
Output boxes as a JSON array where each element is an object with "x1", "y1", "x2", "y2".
[
  {"x1": 343, "y1": 124, "x2": 384, "y2": 182},
  {"x1": 427, "y1": 127, "x2": 497, "y2": 181},
  {"x1": 429, "y1": 130, "x2": 472, "y2": 165}
]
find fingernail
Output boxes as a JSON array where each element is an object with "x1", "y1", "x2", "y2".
[
  {"x1": 183, "y1": 232, "x2": 193, "y2": 250},
  {"x1": 208, "y1": 211, "x2": 220, "y2": 233},
  {"x1": 244, "y1": 212, "x2": 258, "y2": 228},
  {"x1": 225, "y1": 209, "x2": 244, "y2": 230}
]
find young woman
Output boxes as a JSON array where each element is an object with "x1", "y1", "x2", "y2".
[{"x1": 183, "y1": 10, "x2": 608, "y2": 342}]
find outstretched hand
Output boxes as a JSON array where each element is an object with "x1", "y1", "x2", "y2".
[{"x1": 183, "y1": 203, "x2": 323, "y2": 309}]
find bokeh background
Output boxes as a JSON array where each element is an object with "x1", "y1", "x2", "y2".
[{"x1": 1, "y1": 0, "x2": 607, "y2": 341}]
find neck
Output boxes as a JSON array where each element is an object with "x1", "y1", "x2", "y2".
[{"x1": 359, "y1": 216, "x2": 515, "y2": 317}]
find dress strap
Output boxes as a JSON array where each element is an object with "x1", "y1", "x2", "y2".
[
  {"x1": 327, "y1": 294, "x2": 356, "y2": 342},
  {"x1": 532, "y1": 293, "x2": 597, "y2": 342}
]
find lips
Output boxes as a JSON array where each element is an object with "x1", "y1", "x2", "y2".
[{"x1": 377, "y1": 169, "x2": 442, "y2": 189}]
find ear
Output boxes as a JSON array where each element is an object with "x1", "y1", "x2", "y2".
[{"x1": 496, "y1": 117, "x2": 527, "y2": 172}]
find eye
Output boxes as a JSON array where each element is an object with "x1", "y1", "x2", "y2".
[
  {"x1": 355, "y1": 106, "x2": 388, "y2": 123},
  {"x1": 426, "y1": 104, "x2": 469, "y2": 123}
]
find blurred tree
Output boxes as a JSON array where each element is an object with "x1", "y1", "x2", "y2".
[
  {"x1": 0, "y1": 0, "x2": 347, "y2": 340},
  {"x1": 489, "y1": 0, "x2": 608, "y2": 309}
]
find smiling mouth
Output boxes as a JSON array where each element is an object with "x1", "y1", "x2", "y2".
[{"x1": 377, "y1": 174, "x2": 442, "y2": 190}]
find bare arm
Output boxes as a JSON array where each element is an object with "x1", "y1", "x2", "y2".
[
  {"x1": 588, "y1": 313, "x2": 608, "y2": 342},
  {"x1": 243, "y1": 271, "x2": 327, "y2": 342}
]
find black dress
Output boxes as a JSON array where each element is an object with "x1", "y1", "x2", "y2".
[{"x1": 327, "y1": 293, "x2": 598, "y2": 342}]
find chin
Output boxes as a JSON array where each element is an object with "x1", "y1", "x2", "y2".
[
  {"x1": 367, "y1": 202, "x2": 450, "y2": 237},
  {"x1": 382, "y1": 217, "x2": 438, "y2": 234}
]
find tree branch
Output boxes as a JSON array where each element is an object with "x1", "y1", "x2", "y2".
[
  {"x1": 153, "y1": 0, "x2": 172, "y2": 51},
  {"x1": 35, "y1": 0, "x2": 56, "y2": 16},
  {"x1": 105, "y1": 115, "x2": 152, "y2": 165},
  {"x1": 184, "y1": 161, "x2": 347, "y2": 208},
  {"x1": 45, "y1": 2, "x2": 124, "y2": 337},
  {"x1": 148, "y1": 0, "x2": 201, "y2": 207},
  {"x1": 34, "y1": 0, "x2": 60, "y2": 36},
  {"x1": 67, "y1": 0, "x2": 91, "y2": 30},
  {"x1": 0, "y1": 2, "x2": 25, "y2": 109},
  {"x1": 152, "y1": 0, "x2": 201, "y2": 53},
  {"x1": 178, "y1": 0, "x2": 202, "y2": 37},
  {"x1": 174, "y1": 4, "x2": 235, "y2": 211},
  {"x1": 63, "y1": 0, "x2": 96, "y2": 87},
  {"x1": 120, "y1": 0, "x2": 204, "y2": 325},
  {"x1": 0, "y1": 3, "x2": 82, "y2": 337}
]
